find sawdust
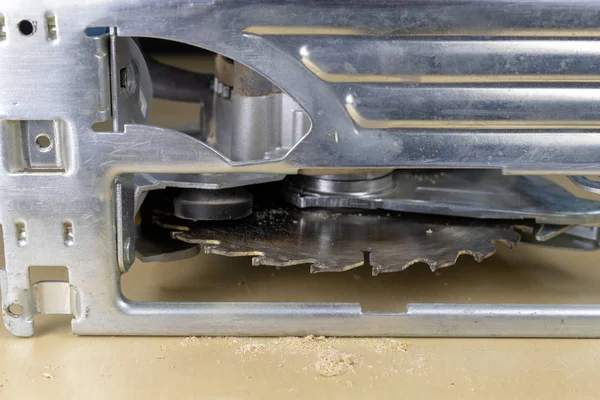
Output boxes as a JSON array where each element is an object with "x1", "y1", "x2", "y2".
[
  {"x1": 179, "y1": 336, "x2": 201, "y2": 347},
  {"x1": 236, "y1": 343, "x2": 267, "y2": 356},
  {"x1": 315, "y1": 348, "x2": 356, "y2": 377},
  {"x1": 406, "y1": 353, "x2": 428, "y2": 376},
  {"x1": 176, "y1": 336, "x2": 412, "y2": 379},
  {"x1": 233, "y1": 335, "x2": 362, "y2": 377},
  {"x1": 254, "y1": 208, "x2": 289, "y2": 221},
  {"x1": 371, "y1": 339, "x2": 411, "y2": 354},
  {"x1": 273, "y1": 335, "x2": 328, "y2": 352}
]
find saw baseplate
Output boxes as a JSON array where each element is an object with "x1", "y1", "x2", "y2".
[
  {"x1": 8, "y1": 0, "x2": 600, "y2": 338},
  {"x1": 155, "y1": 205, "x2": 522, "y2": 275}
]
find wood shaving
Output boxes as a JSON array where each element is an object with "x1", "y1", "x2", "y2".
[
  {"x1": 315, "y1": 348, "x2": 356, "y2": 377},
  {"x1": 398, "y1": 342, "x2": 410, "y2": 352},
  {"x1": 42, "y1": 373, "x2": 54, "y2": 379},
  {"x1": 179, "y1": 337, "x2": 200, "y2": 347},
  {"x1": 194, "y1": 336, "x2": 413, "y2": 380},
  {"x1": 372, "y1": 339, "x2": 411, "y2": 354},
  {"x1": 233, "y1": 335, "x2": 328, "y2": 357},
  {"x1": 236, "y1": 343, "x2": 267, "y2": 356},
  {"x1": 234, "y1": 335, "x2": 359, "y2": 378}
]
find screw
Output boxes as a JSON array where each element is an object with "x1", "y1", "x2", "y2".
[{"x1": 120, "y1": 59, "x2": 139, "y2": 97}]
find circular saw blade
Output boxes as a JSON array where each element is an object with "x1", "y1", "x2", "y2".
[{"x1": 156, "y1": 206, "x2": 521, "y2": 275}]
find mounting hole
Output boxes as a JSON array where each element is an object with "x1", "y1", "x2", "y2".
[
  {"x1": 6, "y1": 303, "x2": 23, "y2": 317},
  {"x1": 18, "y1": 20, "x2": 35, "y2": 36},
  {"x1": 35, "y1": 133, "x2": 52, "y2": 152}
]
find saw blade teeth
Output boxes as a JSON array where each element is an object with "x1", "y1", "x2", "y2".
[
  {"x1": 311, "y1": 261, "x2": 366, "y2": 274},
  {"x1": 433, "y1": 260, "x2": 454, "y2": 270},
  {"x1": 372, "y1": 235, "x2": 519, "y2": 274},
  {"x1": 498, "y1": 238, "x2": 517, "y2": 249},
  {"x1": 369, "y1": 262, "x2": 384, "y2": 276},
  {"x1": 166, "y1": 205, "x2": 522, "y2": 274},
  {"x1": 473, "y1": 252, "x2": 485, "y2": 263}
]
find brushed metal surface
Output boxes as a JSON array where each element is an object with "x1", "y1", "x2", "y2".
[{"x1": 3, "y1": 0, "x2": 600, "y2": 337}]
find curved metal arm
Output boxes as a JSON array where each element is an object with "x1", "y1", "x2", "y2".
[{"x1": 569, "y1": 176, "x2": 600, "y2": 195}]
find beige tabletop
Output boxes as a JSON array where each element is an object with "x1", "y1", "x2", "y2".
[{"x1": 1, "y1": 243, "x2": 600, "y2": 399}]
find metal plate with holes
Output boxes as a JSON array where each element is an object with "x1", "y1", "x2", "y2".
[{"x1": 3, "y1": 0, "x2": 600, "y2": 338}]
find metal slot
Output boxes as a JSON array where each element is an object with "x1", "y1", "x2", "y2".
[
  {"x1": 45, "y1": 13, "x2": 57, "y2": 40},
  {"x1": 0, "y1": 14, "x2": 6, "y2": 41},
  {"x1": 0, "y1": 225, "x2": 4, "y2": 270},
  {"x1": 29, "y1": 266, "x2": 73, "y2": 315}
]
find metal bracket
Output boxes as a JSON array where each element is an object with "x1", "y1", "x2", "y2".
[{"x1": 109, "y1": 29, "x2": 152, "y2": 132}]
